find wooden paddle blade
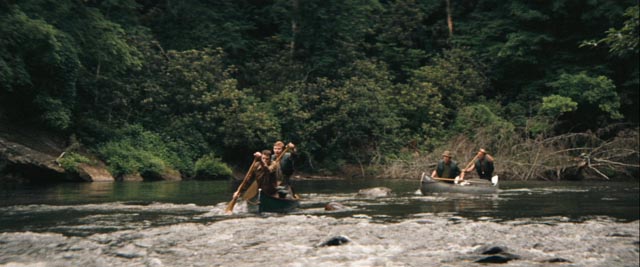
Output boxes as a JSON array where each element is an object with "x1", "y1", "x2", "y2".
[
  {"x1": 242, "y1": 181, "x2": 259, "y2": 200},
  {"x1": 225, "y1": 196, "x2": 238, "y2": 213},
  {"x1": 224, "y1": 158, "x2": 259, "y2": 214}
]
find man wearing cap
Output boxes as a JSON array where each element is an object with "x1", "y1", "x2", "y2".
[
  {"x1": 463, "y1": 148, "x2": 494, "y2": 180},
  {"x1": 431, "y1": 150, "x2": 464, "y2": 182}
]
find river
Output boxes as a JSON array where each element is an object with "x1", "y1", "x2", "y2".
[{"x1": 0, "y1": 178, "x2": 638, "y2": 266}]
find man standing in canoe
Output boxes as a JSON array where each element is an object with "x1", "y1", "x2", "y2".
[
  {"x1": 463, "y1": 148, "x2": 494, "y2": 181},
  {"x1": 271, "y1": 141, "x2": 297, "y2": 196},
  {"x1": 431, "y1": 150, "x2": 464, "y2": 182}
]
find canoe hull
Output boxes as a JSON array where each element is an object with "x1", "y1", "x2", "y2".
[
  {"x1": 248, "y1": 193, "x2": 300, "y2": 213},
  {"x1": 420, "y1": 174, "x2": 498, "y2": 194}
]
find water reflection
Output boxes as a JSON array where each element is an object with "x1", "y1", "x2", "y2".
[
  {"x1": 78, "y1": 181, "x2": 114, "y2": 198},
  {"x1": 414, "y1": 194, "x2": 500, "y2": 215}
]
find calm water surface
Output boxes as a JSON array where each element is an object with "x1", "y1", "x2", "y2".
[{"x1": 0, "y1": 178, "x2": 638, "y2": 236}]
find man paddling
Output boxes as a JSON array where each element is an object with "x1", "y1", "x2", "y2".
[
  {"x1": 431, "y1": 150, "x2": 464, "y2": 183},
  {"x1": 271, "y1": 141, "x2": 297, "y2": 198},
  {"x1": 232, "y1": 150, "x2": 279, "y2": 200},
  {"x1": 463, "y1": 148, "x2": 494, "y2": 181}
]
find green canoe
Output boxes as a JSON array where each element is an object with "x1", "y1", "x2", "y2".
[{"x1": 248, "y1": 189, "x2": 300, "y2": 213}]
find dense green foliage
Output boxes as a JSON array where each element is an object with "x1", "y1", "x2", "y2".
[
  {"x1": 1, "y1": 0, "x2": 637, "y2": 178},
  {"x1": 194, "y1": 154, "x2": 233, "y2": 180},
  {"x1": 58, "y1": 152, "x2": 92, "y2": 173},
  {"x1": 96, "y1": 125, "x2": 180, "y2": 177}
]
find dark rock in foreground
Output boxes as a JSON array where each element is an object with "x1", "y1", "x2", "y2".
[{"x1": 318, "y1": 235, "x2": 351, "y2": 247}]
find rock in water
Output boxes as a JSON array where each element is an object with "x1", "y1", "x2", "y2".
[
  {"x1": 482, "y1": 246, "x2": 506, "y2": 255},
  {"x1": 474, "y1": 245, "x2": 520, "y2": 263},
  {"x1": 544, "y1": 258, "x2": 572, "y2": 263},
  {"x1": 357, "y1": 187, "x2": 392, "y2": 197},
  {"x1": 475, "y1": 255, "x2": 513, "y2": 264},
  {"x1": 318, "y1": 235, "x2": 351, "y2": 247},
  {"x1": 324, "y1": 202, "x2": 347, "y2": 211}
]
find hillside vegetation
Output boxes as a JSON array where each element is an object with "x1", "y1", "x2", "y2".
[{"x1": 1, "y1": 1, "x2": 638, "y2": 180}]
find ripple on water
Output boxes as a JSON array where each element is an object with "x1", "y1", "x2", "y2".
[{"x1": 0, "y1": 202, "x2": 214, "y2": 214}]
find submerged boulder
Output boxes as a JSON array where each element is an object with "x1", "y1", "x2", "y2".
[
  {"x1": 473, "y1": 245, "x2": 520, "y2": 264},
  {"x1": 324, "y1": 202, "x2": 348, "y2": 211},
  {"x1": 475, "y1": 255, "x2": 516, "y2": 264},
  {"x1": 357, "y1": 187, "x2": 392, "y2": 197},
  {"x1": 318, "y1": 235, "x2": 351, "y2": 247},
  {"x1": 480, "y1": 246, "x2": 507, "y2": 255},
  {"x1": 543, "y1": 257, "x2": 572, "y2": 263}
]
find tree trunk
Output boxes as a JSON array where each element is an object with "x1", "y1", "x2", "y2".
[
  {"x1": 446, "y1": 0, "x2": 454, "y2": 37},
  {"x1": 290, "y1": 0, "x2": 299, "y2": 60}
]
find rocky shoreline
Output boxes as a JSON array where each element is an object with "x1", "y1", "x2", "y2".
[
  {"x1": 0, "y1": 134, "x2": 183, "y2": 183},
  {"x1": 0, "y1": 135, "x2": 115, "y2": 183}
]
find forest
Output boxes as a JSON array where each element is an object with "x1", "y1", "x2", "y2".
[{"x1": 1, "y1": 0, "x2": 638, "y2": 181}]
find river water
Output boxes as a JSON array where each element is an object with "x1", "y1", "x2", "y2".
[{"x1": 0, "y1": 178, "x2": 638, "y2": 266}]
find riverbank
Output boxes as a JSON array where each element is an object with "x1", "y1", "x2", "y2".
[
  {"x1": 1, "y1": 215, "x2": 638, "y2": 267},
  {"x1": 2, "y1": 119, "x2": 638, "y2": 183}
]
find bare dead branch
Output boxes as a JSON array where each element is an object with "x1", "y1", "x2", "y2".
[{"x1": 381, "y1": 127, "x2": 639, "y2": 180}]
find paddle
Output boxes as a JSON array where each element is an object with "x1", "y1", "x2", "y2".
[
  {"x1": 490, "y1": 175, "x2": 499, "y2": 186},
  {"x1": 241, "y1": 177, "x2": 259, "y2": 200},
  {"x1": 225, "y1": 157, "x2": 259, "y2": 214},
  {"x1": 275, "y1": 145, "x2": 292, "y2": 163},
  {"x1": 463, "y1": 153, "x2": 480, "y2": 173},
  {"x1": 239, "y1": 146, "x2": 292, "y2": 201}
]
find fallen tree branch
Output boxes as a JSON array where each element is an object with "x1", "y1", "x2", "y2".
[{"x1": 592, "y1": 157, "x2": 640, "y2": 168}]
